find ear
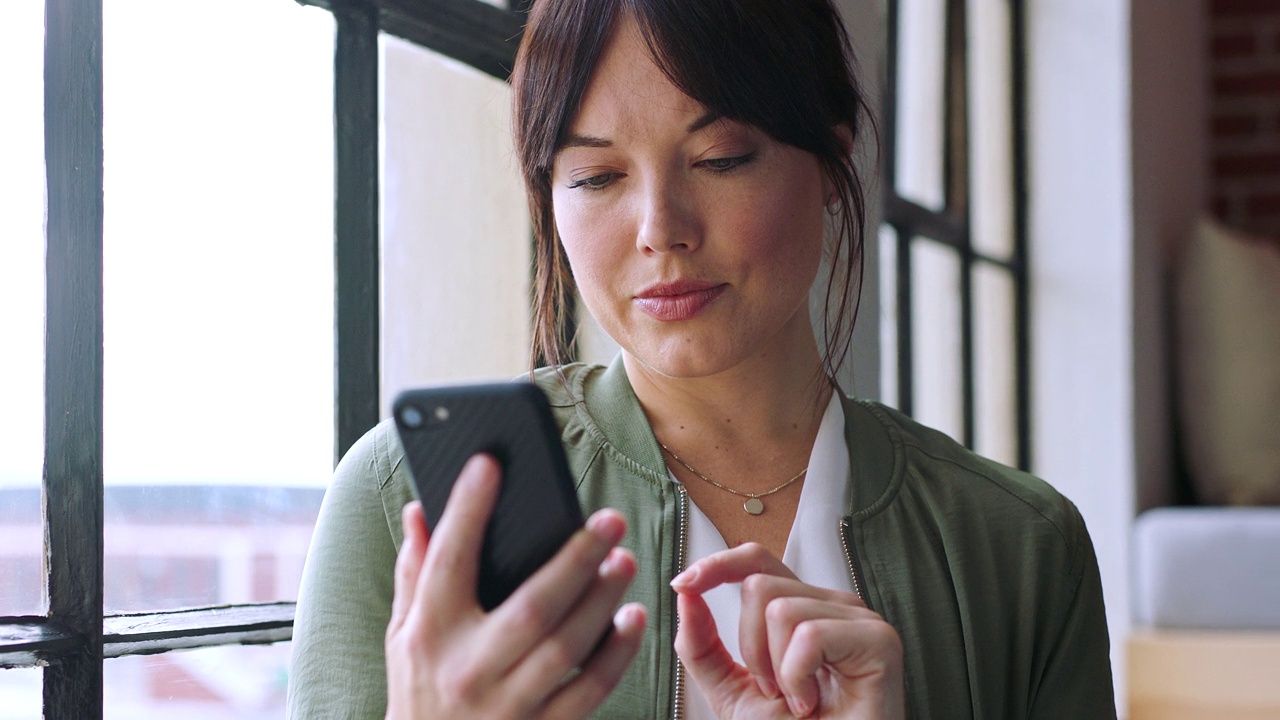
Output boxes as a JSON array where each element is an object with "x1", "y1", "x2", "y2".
[
  {"x1": 833, "y1": 122, "x2": 854, "y2": 157},
  {"x1": 823, "y1": 123, "x2": 856, "y2": 206}
]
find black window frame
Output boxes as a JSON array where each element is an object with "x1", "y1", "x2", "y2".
[{"x1": 882, "y1": 0, "x2": 1030, "y2": 470}]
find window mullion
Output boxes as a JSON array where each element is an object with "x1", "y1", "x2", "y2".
[
  {"x1": 300, "y1": 0, "x2": 524, "y2": 82},
  {"x1": 334, "y1": 2, "x2": 382, "y2": 462},
  {"x1": 43, "y1": 0, "x2": 105, "y2": 715},
  {"x1": 1010, "y1": 0, "x2": 1031, "y2": 471},
  {"x1": 946, "y1": 0, "x2": 976, "y2": 449},
  {"x1": 895, "y1": 228, "x2": 914, "y2": 416}
]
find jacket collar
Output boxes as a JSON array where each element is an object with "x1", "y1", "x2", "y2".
[
  {"x1": 840, "y1": 397, "x2": 898, "y2": 517},
  {"x1": 579, "y1": 355, "x2": 669, "y2": 482},
  {"x1": 579, "y1": 353, "x2": 899, "y2": 512}
]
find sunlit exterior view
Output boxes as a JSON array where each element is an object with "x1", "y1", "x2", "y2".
[{"x1": 1, "y1": 0, "x2": 333, "y2": 714}]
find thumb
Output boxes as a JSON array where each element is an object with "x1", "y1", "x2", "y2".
[
  {"x1": 674, "y1": 592, "x2": 755, "y2": 710},
  {"x1": 388, "y1": 501, "x2": 429, "y2": 637}
]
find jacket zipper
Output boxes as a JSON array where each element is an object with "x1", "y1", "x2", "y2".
[
  {"x1": 671, "y1": 483, "x2": 690, "y2": 720},
  {"x1": 838, "y1": 518, "x2": 868, "y2": 604}
]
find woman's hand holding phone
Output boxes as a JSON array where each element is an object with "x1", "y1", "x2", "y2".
[
  {"x1": 672, "y1": 544, "x2": 904, "y2": 720},
  {"x1": 384, "y1": 455, "x2": 648, "y2": 720}
]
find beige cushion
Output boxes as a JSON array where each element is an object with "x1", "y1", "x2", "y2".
[{"x1": 1176, "y1": 218, "x2": 1280, "y2": 505}]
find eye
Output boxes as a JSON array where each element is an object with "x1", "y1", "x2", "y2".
[
  {"x1": 567, "y1": 173, "x2": 619, "y2": 191},
  {"x1": 698, "y1": 153, "x2": 757, "y2": 173}
]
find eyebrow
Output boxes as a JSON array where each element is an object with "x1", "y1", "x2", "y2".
[
  {"x1": 557, "y1": 110, "x2": 724, "y2": 151},
  {"x1": 559, "y1": 133, "x2": 612, "y2": 150},
  {"x1": 686, "y1": 110, "x2": 722, "y2": 134}
]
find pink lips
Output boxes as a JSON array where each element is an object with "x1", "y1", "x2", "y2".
[{"x1": 633, "y1": 280, "x2": 727, "y2": 321}]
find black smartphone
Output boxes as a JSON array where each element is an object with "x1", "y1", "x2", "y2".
[{"x1": 392, "y1": 382, "x2": 584, "y2": 611}]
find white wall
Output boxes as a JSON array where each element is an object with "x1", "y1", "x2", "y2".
[
  {"x1": 379, "y1": 36, "x2": 532, "y2": 413},
  {"x1": 1027, "y1": 0, "x2": 1134, "y2": 703},
  {"x1": 831, "y1": 0, "x2": 885, "y2": 401}
]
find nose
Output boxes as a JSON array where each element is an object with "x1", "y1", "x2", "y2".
[{"x1": 635, "y1": 174, "x2": 701, "y2": 255}]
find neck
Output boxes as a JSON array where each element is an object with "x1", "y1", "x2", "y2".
[{"x1": 623, "y1": 322, "x2": 833, "y2": 463}]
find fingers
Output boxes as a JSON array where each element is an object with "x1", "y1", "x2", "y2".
[
  {"x1": 671, "y1": 542, "x2": 797, "y2": 595},
  {"x1": 540, "y1": 602, "x2": 647, "y2": 720},
  {"x1": 506, "y1": 546, "x2": 639, "y2": 706},
  {"x1": 383, "y1": 453, "x2": 648, "y2": 720},
  {"x1": 418, "y1": 454, "x2": 502, "y2": 612},
  {"x1": 674, "y1": 543, "x2": 865, "y2": 707},
  {"x1": 484, "y1": 508, "x2": 628, "y2": 667},
  {"x1": 777, "y1": 616, "x2": 903, "y2": 717},
  {"x1": 764, "y1": 596, "x2": 861, "y2": 716},
  {"x1": 739, "y1": 573, "x2": 864, "y2": 699},
  {"x1": 388, "y1": 501, "x2": 429, "y2": 638}
]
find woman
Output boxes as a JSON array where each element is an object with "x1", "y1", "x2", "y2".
[{"x1": 288, "y1": 1, "x2": 1115, "y2": 718}]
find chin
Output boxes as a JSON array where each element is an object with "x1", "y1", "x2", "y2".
[{"x1": 623, "y1": 337, "x2": 749, "y2": 380}]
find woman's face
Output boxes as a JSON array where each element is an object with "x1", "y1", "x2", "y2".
[{"x1": 550, "y1": 18, "x2": 829, "y2": 379}]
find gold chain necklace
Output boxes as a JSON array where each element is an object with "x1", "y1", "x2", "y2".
[{"x1": 659, "y1": 443, "x2": 807, "y2": 516}]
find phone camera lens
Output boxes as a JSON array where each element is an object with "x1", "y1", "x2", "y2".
[
  {"x1": 400, "y1": 406, "x2": 425, "y2": 429},
  {"x1": 433, "y1": 406, "x2": 449, "y2": 422}
]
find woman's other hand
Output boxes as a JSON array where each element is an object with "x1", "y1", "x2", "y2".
[
  {"x1": 385, "y1": 454, "x2": 647, "y2": 720},
  {"x1": 672, "y1": 543, "x2": 904, "y2": 720}
]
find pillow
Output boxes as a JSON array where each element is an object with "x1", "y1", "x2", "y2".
[{"x1": 1175, "y1": 218, "x2": 1280, "y2": 505}]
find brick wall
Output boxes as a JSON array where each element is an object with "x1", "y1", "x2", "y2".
[{"x1": 1210, "y1": 0, "x2": 1280, "y2": 240}]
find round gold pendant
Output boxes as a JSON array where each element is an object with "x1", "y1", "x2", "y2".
[{"x1": 744, "y1": 498, "x2": 764, "y2": 515}]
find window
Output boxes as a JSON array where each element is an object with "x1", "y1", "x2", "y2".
[
  {"x1": 880, "y1": 0, "x2": 1029, "y2": 468},
  {"x1": 101, "y1": 0, "x2": 335, "y2": 615},
  {"x1": 0, "y1": 0, "x2": 46, "y2": 621},
  {"x1": 0, "y1": 1, "x2": 527, "y2": 717}
]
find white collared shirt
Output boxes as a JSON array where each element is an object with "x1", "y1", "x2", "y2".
[{"x1": 672, "y1": 393, "x2": 854, "y2": 719}]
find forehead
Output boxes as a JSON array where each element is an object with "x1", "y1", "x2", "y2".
[{"x1": 568, "y1": 17, "x2": 707, "y2": 134}]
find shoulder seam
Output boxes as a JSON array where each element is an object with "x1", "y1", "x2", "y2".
[
  {"x1": 899, "y1": 439, "x2": 1075, "y2": 557},
  {"x1": 371, "y1": 421, "x2": 405, "y2": 490}
]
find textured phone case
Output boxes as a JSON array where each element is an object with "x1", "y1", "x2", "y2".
[{"x1": 393, "y1": 383, "x2": 584, "y2": 611}]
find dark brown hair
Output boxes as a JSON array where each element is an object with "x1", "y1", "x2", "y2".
[{"x1": 513, "y1": 0, "x2": 871, "y2": 376}]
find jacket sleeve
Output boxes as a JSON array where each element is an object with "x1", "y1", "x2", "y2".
[
  {"x1": 1028, "y1": 509, "x2": 1117, "y2": 719},
  {"x1": 287, "y1": 426, "x2": 399, "y2": 720}
]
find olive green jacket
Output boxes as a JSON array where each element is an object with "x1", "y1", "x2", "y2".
[{"x1": 288, "y1": 359, "x2": 1115, "y2": 719}]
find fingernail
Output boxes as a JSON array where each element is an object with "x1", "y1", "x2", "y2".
[
  {"x1": 461, "y1": 455, "x2": 494, "y2": 485},
  {"x1": 671, "y1": 566, "x2": 699, "y2": 588},
  {"x1": 587, "y1": 511, "x2": 625, "y2": 544},
  {"x1": 602, "y1": 547, "x2": 634, "y2": 575},
  {"x1": 614, "y1": 603, "x2": 644, "y2": 632},
  {"x1": 754, "y1": 674, "x2": 779, "y2": 699},
  {"x1": 787, "y1": 694, "x2": 812, "y2": 717}
]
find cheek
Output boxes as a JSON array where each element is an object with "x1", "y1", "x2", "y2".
[
  {"x1": 552, "y1": 194, "x2": 624, "y2": 302},
  {"x1": 724, "y1": 180, "x2": 826, "y2": 278}
]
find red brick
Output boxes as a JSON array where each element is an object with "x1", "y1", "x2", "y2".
[
  {"x1": 145, "y1": 656, "x2": 222, "y2": 702},
  {"x1": 1246, "y1": 193, "x2": 1280, "y2": 215},
  {"x1": 1213, "y1": 113, "x2": 1261, "y2": 137},
  {"x1": 1212, "y1": 0, "x2": 1280, "y2": 17},
  {"x1": 1212, "y1": 32, "x2": 1258, "y2": 59},
  {"x1": 1215, "y1": 72, "x2": 1280, "y2": 96},
  {"x1": 252, "y1": 554, "x2": 276, "y2": 601},
  {"x1": 1214, "y1": 152, "x2": 1280, "y2": 175}
]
